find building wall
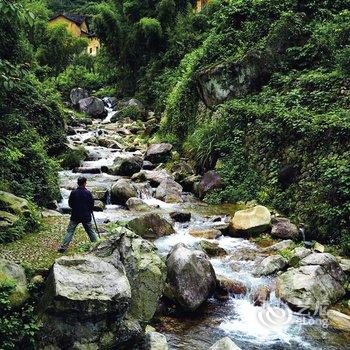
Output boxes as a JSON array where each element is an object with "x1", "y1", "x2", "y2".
[
  {"x1": 195, "y1": 0, "x2": 209, "y2": 12},
  {"x1": 49, "y1": 16, "x2": 82, "y2": 37},
  {"x1": 87, "y1": 37, "x2": 101, "y2": 57}
]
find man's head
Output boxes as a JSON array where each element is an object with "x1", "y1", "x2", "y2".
[{"x1": 77, "y1": 176, "x2": 87, "y2": 187}]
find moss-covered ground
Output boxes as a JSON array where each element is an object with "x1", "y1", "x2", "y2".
[{"x1": 0, "y1": 215, "x2": 94, "y2": 271}]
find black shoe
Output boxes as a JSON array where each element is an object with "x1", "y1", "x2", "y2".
[{"x1": 57, "y1": 247, "x2": 67, "y2": 253}]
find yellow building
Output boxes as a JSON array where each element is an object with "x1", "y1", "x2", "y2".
[
  {"x1": 49, "y1": 13, "x2": 101, "y2": 56},
  {"x1": 195, "y1": 0, "x2": 210, "y2": 12}
]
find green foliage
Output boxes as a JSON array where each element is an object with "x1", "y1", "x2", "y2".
[
  {"x1": 59, "y1": 146, "x2": 88, "y2": 170},
  {"x1": 55, "y1": 64, "x2": 101, "y2": 98},
  {"x1": 117, "y1": 105, "x2": 143, "y2": 120},
  {"x1": 37, "y1": 22, "x2": 88, "y2": 75},
  {"x1": 157, "y1": 0, "x2": 350, "y2": 248},
  {"x1": 0, "y1": 280, "x2": 40, "y2": 350}
]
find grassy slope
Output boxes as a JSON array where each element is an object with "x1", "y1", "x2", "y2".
[{"x1": 0, "y1": 215, "x2": 94, "y2": 271}]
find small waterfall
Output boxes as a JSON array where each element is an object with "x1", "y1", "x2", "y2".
[{"x1": 106, "y1": 190, "x2": 112, "y2": 205}]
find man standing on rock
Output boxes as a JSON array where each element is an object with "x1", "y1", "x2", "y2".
[{"x1": 58, "y1": 177, "x2": 99, "y2": 253}]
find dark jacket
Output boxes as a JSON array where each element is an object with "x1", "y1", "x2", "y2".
[{"x1": 68, "y1": 186, "x2": 94, "y2": 223}]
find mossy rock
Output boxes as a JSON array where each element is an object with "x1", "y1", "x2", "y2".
[{"x1": 0, "y1": 258, "x2": 29, "y2": 306}]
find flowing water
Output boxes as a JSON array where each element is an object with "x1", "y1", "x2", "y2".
[{"x1": 58, "y1": 111, "x2": 350, "y2": 350}]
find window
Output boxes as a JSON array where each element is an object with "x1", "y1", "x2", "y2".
[{"x1": 89, "y1": 48, "x2": 93, "y2": 54}]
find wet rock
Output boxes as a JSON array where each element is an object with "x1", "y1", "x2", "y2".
[
  {"x1": 216, "y1": 276, "x2": 247, "y2": 298},
  {"x1": 0, "y1": 259, "x2": 28, "y2": 306},
  {"x1": 73, "y1": 166, "x2": 101, "y2": 174},
  {"x1": 93, "y1": 227, "x2": 166, "y2": 322},
  {"x1": 109, "y1": 155, "x2": 143, "y2": 176},
  {"x1": 181, "y1": 174, "x2": 201, "y2": 195},
  {"x1": 289, "y1": 247, "x2": 312, "y2": 267},
  {"x1": 143, "y1": 160, "x2": 155, "y2": 170},
  {"x1": 39, "y1": 255, "x2": 131, "y2": 348},
  {"x1": 271, "y1": 217, "x2": 299, "y2": 240},
  {"x1": 70, "y1": 88, "x2": 89, "y2": 106},
  {"x1": 170, "y1": 211, "x2": 191, "y2": 223},
  {"x1": 111, "y1": 179, "x2": 138, "y2": 205},
  {"x1": 93, "y1": 200, "x2": 105, "y2": 212},
  {"x1": 209, "y1": 337, "x2": 242, "y2": 350},
  {"x1": 132, "y1": 170, "x2": 173, "y2": 187},
  {"x1": 198, "y1": 171, "x2": 222, "y2": 199},
  {"x1": 171, "y1": 162, "x2": 195, "y2": 182},
  {"x1": 253, "y1": 255, "x2": 288, "y2": 276},
  {"x1": 145, "y1": 143, "x2": 173, "y2": 164},
  {"x1": 299, "y1": 253, "x2": 346, "y2": 282},
  {"x1": 166, "y1": 244, "x2": 216, "y2": 311},
  {"x1": 231, "y1": 247, "x2": 261, "y2": 261},
  {"x1": 198, "y1": 240, "x2": 226, "y2": 257},
  {"x1": 126, "y1": 197, "x2": 151, "y2": 211},
  {"x1": 326, "y1": 309, "x2": 350, "y2": 332},
  {"x1": 90, "y1": 186, "x2": 108, "y2": 202},
  {"x1": 262, "y1": 239, "x2": 294, "y2": 253},
  {"x1": 276, "y1": 260, "x2": 346, "y2": 312},
  {"x1": 127, "y1": 213, "x2": 175, "y2": 239},
  {"x1": 252, "y1": 285, "x2": 271, "y2": 306},
  {"x1": 229, "y1": 205, "x2": 271, "y2": 236},
  {"x1": 189, "y1": 228, "x2": 222, "y2": 239},
  {"x1": 155, "y1": 179, "x2": 183, "y2": 203},
  {"x1": 144, "y1": 332, "x2": 168, "y2": 350},
  {"x1": 79, "y1": 97, "x2": 106, "y2": 118}
]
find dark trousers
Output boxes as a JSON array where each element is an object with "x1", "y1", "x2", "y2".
[{"x1": 61, "y1": 220, "x2": 98, "y2": 249}]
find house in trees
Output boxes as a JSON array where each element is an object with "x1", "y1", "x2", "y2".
[
  {"x1": 49, "y1": 13, "x2": 100, "y2": 56},
  {"x1": 195, "y1": 0, "x2": 210, "y2": 12}
]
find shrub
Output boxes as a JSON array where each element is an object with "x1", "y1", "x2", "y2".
[
  {"x1": 58, "y1": 146, "x2": 88, "y2": 170},
  {"x1": 0, "y1": 279, "x2": 40, "y2": 350}
]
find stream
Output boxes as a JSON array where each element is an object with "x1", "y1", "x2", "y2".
[{"x1": 58, "y1": 108, "x2": 349, "y2": 350}]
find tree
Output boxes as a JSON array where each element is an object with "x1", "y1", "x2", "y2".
[{"x1": 37, "y1": 22, "x2": 88, "y2": 74}]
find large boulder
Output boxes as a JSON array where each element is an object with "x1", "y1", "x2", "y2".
[
  {"x1": 126, "y1": 197, "x2": 151, "y2": 211},
  {"x1": 299, "y1": 253, "x2": 346, "y2": 282},
  {"x1": 127, "y1": 213, "x2": 175, "y2": 239},
  {"x1": 0, "y1": 190, "x2": 32, "y2": 216},
  {"x1": 0, "y1": 259, "x2": 29, "y2": 306},
  {"x1": 145, "y1": 143, "x2": 173, "y2": 164},
  {"x1": 39, "y1": 254, "x2": 132, "y2": 348},
  {"x1": 79, "y1": 96, "x2": 106, "y2": 118},
  {"x1": 198, "y1": 171, "x2": 222, "y2": 199},
  {"x1": 155, "y1": 179, "x2": 183, "y2": 203},
  {"x1": 70, "y1": 88, "x2": 89, "y2": 106},
  {"x1": 166, "y1": 244, "x2": 216, "y2": 311},
  {"x1": 109, "y1": 155, "x2": 143, "y2": 176},
  {"x1": 118, "y1": 98, "x2": 145, "y2": 114},
  {"x1": 170, "y1": 211, "x2": 191, "y2": 223},
  {"x1": 271, "y1": 217, "x2": 299, "y2": 240},
  {"x1": 276, "y1": 254, "x2": 346, "y2": 313},
  {"x1": 253, "y1": 255, "x2": 287, "y2": 276},
  {"x1": 229, "y1": 205, "x2": 271, "y2": 236},
  {"x1": 209, "y1": 337, "x2": 242, "y2": 350},
  {"x1": 111, "y1": 179, "x2": 139, "y2": 205},
  {"x1": 93, "y1": 227, "x2": 166, "y2": 323},
  {"x1": 132, "y1": 170, "x2": 173, "y2": 187}
]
